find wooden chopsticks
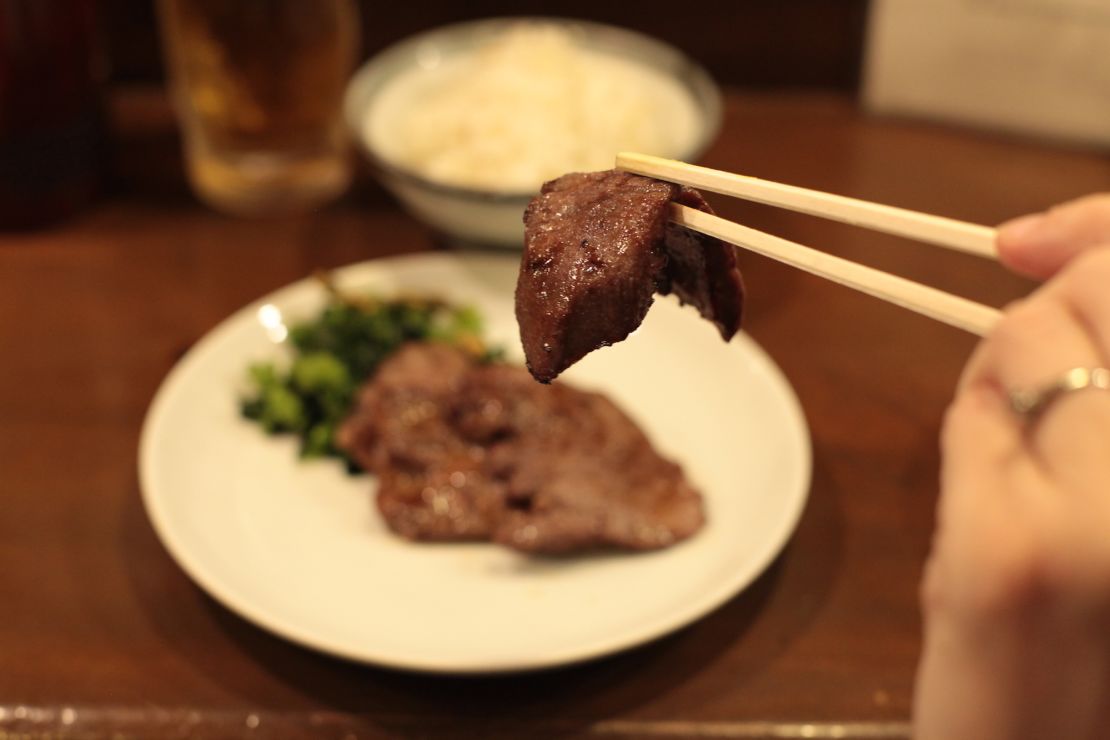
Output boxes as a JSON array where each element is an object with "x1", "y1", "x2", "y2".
[
  {"x1": 616, "y1": 152, "x2": 1003, "y2": 337},
  {"x1": 617, "y1": 152, "x2": 997, "y2": 259},
  {"x1": 671, "y1": 204, "x2": 1001, "y2": 336}
]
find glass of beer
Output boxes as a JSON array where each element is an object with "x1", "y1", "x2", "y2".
[{"x1": 159, "y1": 0, "x2": 359, "y2": 215}]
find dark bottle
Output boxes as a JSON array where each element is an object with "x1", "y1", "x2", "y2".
[{"x1": 0, "y1": 0, "x2": 106, "y2": 230}]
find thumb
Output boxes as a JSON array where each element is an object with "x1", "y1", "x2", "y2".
[{"x1": 996, "y1": 193, "x2": 1110, "y2": 280}]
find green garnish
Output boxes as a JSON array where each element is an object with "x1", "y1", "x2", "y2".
[{"x1": 240, "y1": 275, "x2": 498, "y2": 467}]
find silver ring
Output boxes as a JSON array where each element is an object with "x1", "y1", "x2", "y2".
[{"x1": 1009, "y1": 367, "x2": 1110, "y2": 420}]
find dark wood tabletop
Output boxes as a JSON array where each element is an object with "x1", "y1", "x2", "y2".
[{"x1": 1, "y1": 89, "x2": 1107, "y2": 740}]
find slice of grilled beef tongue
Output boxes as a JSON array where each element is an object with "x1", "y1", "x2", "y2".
[
  {"x1": 337, "y1": 342, "x2": 705, "y2": 554},
  {"x1": 517, "y1": 169, "x2": 745, "y2": 383},
  {"x1": 456, "y1": 362, "x2": 703, "y2": 554}
]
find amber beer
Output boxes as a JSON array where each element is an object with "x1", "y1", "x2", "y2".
[{"x1": 159, "y1": 0, "x2": 359, "y2": 214}]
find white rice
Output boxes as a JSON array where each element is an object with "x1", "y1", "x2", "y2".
[{"x1": 365, "y1": 24, "x2": 703, "y2": 192}]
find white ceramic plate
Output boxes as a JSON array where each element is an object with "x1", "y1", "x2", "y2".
[{"x1": 139, "y1": 253, "x2": 811, "y2": 673}]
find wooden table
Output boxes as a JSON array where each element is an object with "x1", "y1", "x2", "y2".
[{"x1": 2, "y1": 90, "x2": 1106, "y2": 739}]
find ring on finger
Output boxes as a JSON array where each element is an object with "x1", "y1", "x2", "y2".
[{"x1": 1008, "y1": 367, "x2": 1110, "y2": 421}]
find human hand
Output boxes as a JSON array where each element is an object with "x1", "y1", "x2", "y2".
[
  {"x1": 913, "y1": 198, "x2": 1110, "y2": 740},
  {"x1": 996, "y1": 193, "x2": 1110, "y2": 280}
]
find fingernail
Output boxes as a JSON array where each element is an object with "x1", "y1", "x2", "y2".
[{"x1": 997, "y1": 213, "x2": 1047, "y2": 246}]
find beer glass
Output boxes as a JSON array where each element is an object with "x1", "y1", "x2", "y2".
[{"x1": 159, "y1": 0, "x2": 359, "y2": 215}]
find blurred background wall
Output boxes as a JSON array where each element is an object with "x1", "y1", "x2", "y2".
[{"x1": 102, "y1": 0, "x2": 871, "y2": 91}]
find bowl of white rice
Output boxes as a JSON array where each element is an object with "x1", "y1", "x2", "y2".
[{"x1": 345, "y1": 18, "x2": 722, "y2": 247}]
